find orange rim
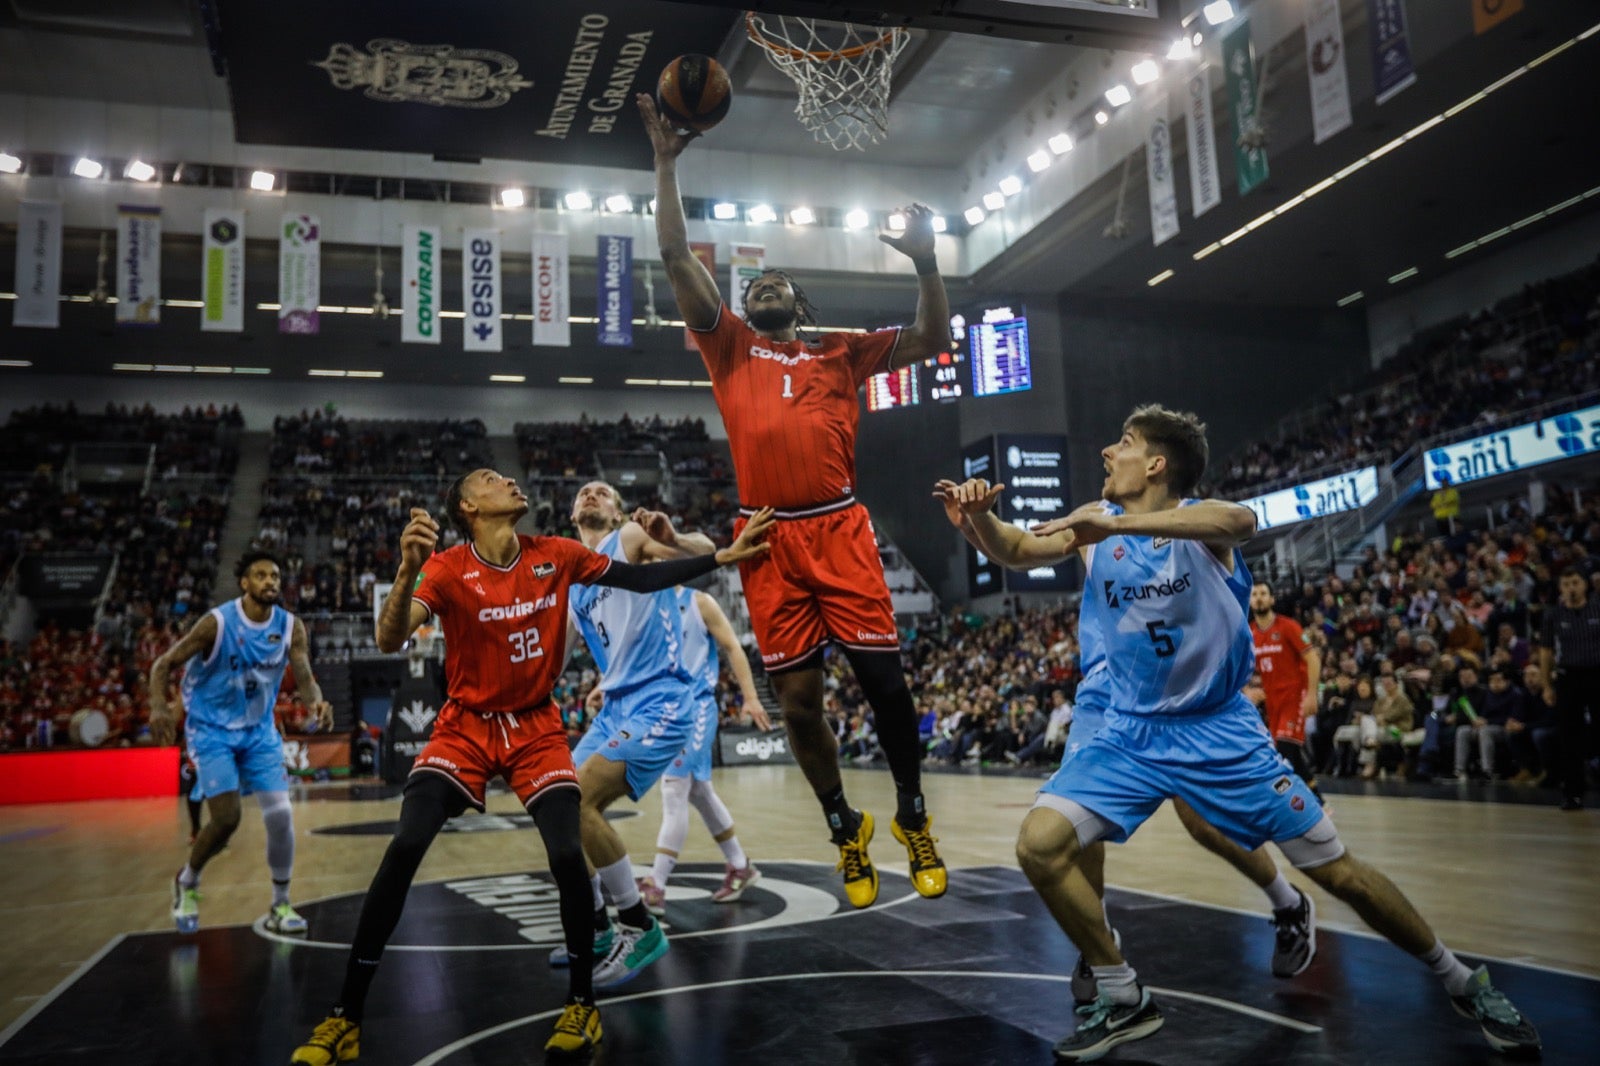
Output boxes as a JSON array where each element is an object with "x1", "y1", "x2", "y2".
[{"x1": 745, "y1": 11, "x2": 902, "y2": 62}]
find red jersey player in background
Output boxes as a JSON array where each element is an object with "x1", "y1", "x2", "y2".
[
  {"x1": 1250, "y1": 582, "x2": 1324, "y2": 801},
  {"x1": 290, "y1": 469, "x2": 773, "y2": 1065},
  {"x1": 640, "y1": 91, "x2": 951, "y2": 908}
]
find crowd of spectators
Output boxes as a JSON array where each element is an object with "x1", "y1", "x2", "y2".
[
  {"x1": 1211, "y1": 258, "x2": 1600, "y2": 495},
  {"x1": 1, "y1": 401, "x2": 243, "y2": 478},
  {"x1": 269, "y1": 411, "x2": 490, "y2": 476}
]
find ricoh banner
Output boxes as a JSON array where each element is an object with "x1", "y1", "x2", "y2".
[
  {"x1": 461, "y1": 228, "x2": 502, "y2": 352},
  {"x1": 596, "y1": 234, "x2": 632, "y2": 347},
  {"x1": 532, "y1": 233, "x2": 571, "y2": 347},
  {"x1": 1424, "y1": 403, "x2": 1600, "y2": 490},
  {"x1": 1239, "y1": 466, "x2": 1380, "y2": 532},
  {"x1": 12, "y1": 201, "x2": 62, "y2": 328},
  {"x1": 115, "y1": 204, "x2": 162, "y2": 326},
  {"x1": 201, "y1": 209, "x2": 246, "y2": 332},
  {"x1": 402, "y1": 224, "x2": 442, "y2": 344},
  {"x1": 279, "y1": 213, "x2": 321, "y2": 334}
]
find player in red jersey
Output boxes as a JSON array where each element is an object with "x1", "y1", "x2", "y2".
[
  {"x1": 641, "y1": 92, "x2": 952, "y2": 908},
  {"x1": 1250, "y1": 582, "x2": 1324, "y2": 800},
  {"x1": 290, "y1": 469, "x2": 773, "y2": 1066}
]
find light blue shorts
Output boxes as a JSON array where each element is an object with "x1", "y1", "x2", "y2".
[
  {"x1": 571, "y1": 679, "x2": 694, "y2": 801},
  {"x1": 186, "y1": 718, "x2": 288, "y2": 799},
  {"x1": 664, "y1": 692, "x2": 717, "y2": 783},
  {"x1": 1038, "y1": 694, "x2": 1322, "y2": 851}
]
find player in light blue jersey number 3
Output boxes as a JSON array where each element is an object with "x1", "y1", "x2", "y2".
[
  {"x1": 950, "y1": 405, "x2": 1539, "y2": 1062},
  {"x1": 149, "y1": 550, "x2": 332, "y2": 937}
]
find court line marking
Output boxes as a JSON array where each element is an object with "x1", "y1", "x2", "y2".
[
  {"x1": 0, "y1": 934, "x2": 125, "y2": 1048},
  {"x1": 408, "y1": 970, "x2": 1321, "y2": 1064},
  {"x1": 1104, "y1": 881, "x2": 1600, "y2": 984},
  {"x1": 251, "y1": 865, "x2": 924, "y2": 952}
]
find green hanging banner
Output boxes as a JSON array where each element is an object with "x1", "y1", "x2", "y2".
[{"x1": 1222, "y1": 18, "x2": 1269, "y2": 196}]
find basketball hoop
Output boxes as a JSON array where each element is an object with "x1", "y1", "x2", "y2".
[{"x1": 744, "y1": 11, "x2": 909, "y2": 152}]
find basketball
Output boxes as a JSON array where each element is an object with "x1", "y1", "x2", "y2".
[{"x1": 656, "y1": 54, "x2": 732, "y2": 134}]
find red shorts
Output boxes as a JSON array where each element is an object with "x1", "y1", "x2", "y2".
[
  {"x1": 734, "y1": 499, "x2": 898, "y2": 673},
  {"x1": 1262, "y1": 692, "x2": 1307, "y2": 746},
  {"x1": 409, "y1": 700, "x2": 578, "y2": 810}
]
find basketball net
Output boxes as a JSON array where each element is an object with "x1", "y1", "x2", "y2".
[{"x1": 745, "y1": 12, "x2": 908, "y2": 152}]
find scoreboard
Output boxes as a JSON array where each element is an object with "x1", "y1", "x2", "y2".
[
  {"x1": 925, "y1": 350, "x2": 965, "y2": 402},
  {"x1": 863, "y1": 304, "x2": 1029, "y2": 412},
  {"x1": 865, "y1": 362, "x2": 920, "y2": 411},
  {"x1": 970, "y1": 309, "x2": 1033, "y2": 397}
]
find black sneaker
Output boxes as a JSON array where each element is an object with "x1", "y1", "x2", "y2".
[
  {"x1": 1052, "y1": 987, "x2": 1163, "y2": 1062},
  {"x1": 1271, "y1": 888, "x2": 1317, "y2": 978},
  {"x1": 1449, "y1": 965, "x2": 1540, "y2": 1057}
]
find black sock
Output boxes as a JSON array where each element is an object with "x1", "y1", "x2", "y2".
[
  {"x1": 843, "y1": 647, "x2": 925, "y2": 821},
  {"x1": 818, "y1": 785, "x2": 860, "y2": 844},
  {"x1": 187, "y1": 798, "x2": 203, "y2": 835},
  {"x1": 895, "y1": 790, "x2": 927, "y2": 832},
  {"x1": 593, "y1": 904, "x2": 610, "y2": 933},
  {"x1": 527, "y1": 788, "x2": 594, "y2": 1006},
  {"x1": 616, "y1": 900, "x2": 652, "y2": 929}
]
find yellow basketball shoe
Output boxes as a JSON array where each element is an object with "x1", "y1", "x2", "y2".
[
  {"x1": 289, "y1": 1014, "x2": 360, "y2": 1065},
  {"x1": 835, "y1": 809, "x2": 879, "y2": 908},
  {"x1": 544, "y1": 1000, "x2": 602, "y2": 1057},
  {"x1": 892, "y1": 814, "x2": 948, "y2": 899}
]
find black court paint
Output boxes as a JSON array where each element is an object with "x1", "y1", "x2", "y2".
[
  {"x1": 1, "y1": 863, "x2": 1594, "y2": 1064},
  {"x1": 313, "y1": 808, "x2": 637, "y2": 837}
]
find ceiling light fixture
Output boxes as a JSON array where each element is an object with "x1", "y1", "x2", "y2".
[
  {"x1": 1203, "y1": 1, "x2": 1235, "y2": 25},
  {"x1": 564, "y1": 190, "x2": 593, "y2": 211},
  {"x1": 964, "y1": 206, "x2": 986, "y2": 225},
  {"x1": 887, "y1": 212, "x2": 907, "y2": 231},
  {"x1": 73, "y1": 157, "x2": 104, "y2": 179},
  {"x1": 250, "y1": 169, "x2": 276, "y2": 191},
  {"x1": 605, "y1": 193, "x2": 633, "y2": 213},
  {"x1": 1387, "y1": 267, "x2": 1419, "y2": 284},
  {"x1": 931, "y1": 215, "x2": 947, "y2": 233},
  {"x1": 1167, "y1": 38, "x2": 1195, "y2": 61},
  {"x1": 489, "y1": 374, "x2": 526, "y2": 383},
  {"x1": 748, "y1": 203, "x2": 777, "y2": 223},
  {"x1": 1095, "y1": 110, "x2": 1110, "y2": 126},
  {"x1": 499, "y1": 187, "x2": 526, "y2": 208},
  {"x1": 1336, "y1": 291, "x2": 1365, "y2": 307},
  {"x1": 124, "y1": 160, "x2": 157, "y2": 182},
  {"x1": 789, "y1": 206, "x2": 815, "y2": 225},
  {"x1": 559, "y1": 376, "x2": 594, "y2": 384},
  {"x1": 1027, "y1": 150, "x2": 1051, "y2": 173},
  {"x1": 0, "y1": 151, "x2": 22, "y2": 174},
  {"x1": 1146, "y1": 269, "x2": 1175, "y2": 287},
  {"x1": 998, "y1": 175, "x2": 1023, "y2": 196},
  {"x1": 1131, "y1": 60, "x2": 1160, "y2": 85},
  {"x1": 844, "y1": 208, "x2": 869, "y2": 230},
  {"x1": 1105, "y1": 84, "x2": 1133, "y2": 107},
  {"x1": 712, "y1": 201, "x2": 737, "y2": 220},
  {"x1": 1048, "y1": 132, "x2": 1073, "y2": 155},
  {"x1": 982, "y1": 191, "x2": 1005, "y2": 211}
]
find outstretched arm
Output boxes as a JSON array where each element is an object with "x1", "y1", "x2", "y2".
[
  {"x1": 289, "y1": 617, "x2": 333, "y2": 731},
  {"x1": 698, "y1": 592, "x2": 772, "y2": 731},
  {"x1": 593, "y1": 509, "x2": 775, "y2": 593},
  {"x1": 148, "y1": 613, "x2": 219, "y2": 745},
  {"x1": 1033, "y1": 499, "x2": 1256, "y2": 562},
  {"x1": 638, "y1": 93, "x2": 721, "y2": 330},
  {"x1": 880, "y1": 204, "x2": 951, "y2": 368},
  {"x1": 934, "y1": 479, "x2": 1078, "y2": 569},
  {"x1": 377, "y1": 508, "x2": 439, "y2": 653},
  {"x1": 620, "y1": 509, "x2": 716, "y2": 563}
]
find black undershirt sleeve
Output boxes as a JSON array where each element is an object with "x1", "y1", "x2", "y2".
[{"x1": 594, "y1": 552, "x2": 720, "y2": 593}]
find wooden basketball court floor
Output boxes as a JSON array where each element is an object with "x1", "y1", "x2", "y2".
[{"x1": 1, "y1": 765, "x2": 1596, "y2": 1064}]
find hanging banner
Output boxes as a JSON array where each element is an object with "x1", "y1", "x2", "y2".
[
  {"x1": 1185, "y1": 67, "x2": 1221, "y2": 219},
  {"x1": 685, "y1": 241, "x2": 716, "y2": 348},
  {"x1": 729, "y1": 243, "x2": 765, "y2": 320},
  {"x1": 1473, "y1": 0, "x2": 1522, "y2": 35},
  {"x1": 596, "y1": 234, "x2": 633, "y2": 348},
  {"x1": 461, "y1": 228, "x2": 502, "y2": 352},
  {"x1": 12, "y1": 201, "x2": 62, "y2": 329},
  {"x1": 532, "y1": 232, "x2": 571, "y2": 348},
  {"x1": 1367, "y1": 0, "x2": 1417, "y2": 105},
  {"x1": 1222, "y1": 21, "x2": 1269, "y2": 197},
  {"x1": 402, "y1": 224, "x2": 442, "y2": 345},
  {"x1": 201, "y1": 209, "x2": 246, "y2": 333},
  {"x1": 115, "y1": 205, "x2": 162, "y2": 326},
  {"x1": 1145, "y1": 92, "x2": 1179, "y2": 247},
  {"x1": 279, "y1": 213, "x2": 321, "y2": 335},
  {"x1": 1305, "y1": 0, "x2": 1353, "y2": 144}
]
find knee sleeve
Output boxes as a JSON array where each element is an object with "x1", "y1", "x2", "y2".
[
  {"x1": 256, "y1": 790, "x2": 295, "y2": 881},
  {"x1": 688, "y1": 778, "x2": 735, "y2": 837},
  {"x1": 1031, "y1": 795, "x2": 1115, "y2": 847},
  {"x1": 657, "y1": 774, "x2": 692, "y2": 854},
  {"x1": 1277, "y1": 814, "x2": 1346, "y2": 870}
]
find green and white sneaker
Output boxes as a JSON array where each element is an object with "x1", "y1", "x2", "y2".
[
  {"x1": 265, "y1": 901, "x2": 309, "y2": 935},
  {"x1": 171, "y1": 873, "x2": 200, "y2": 934},
  {"x1": 1449, "y1": 966, "x2": 1541, "y2": 1056},
  {"x1": 1053, "y1": 986, "x2": 1164, "y2": 1062},
  {"x1": 592, "y1": 917, "x2": 668, "y2": 990}
]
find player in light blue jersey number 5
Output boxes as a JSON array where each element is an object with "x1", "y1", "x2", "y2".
[
  {"x1": 949, "y1": 405, "x2": 1539, "y2": 1062},
  {"x1": 149, "y1": 550, "x2": 332, "y2": 938}
]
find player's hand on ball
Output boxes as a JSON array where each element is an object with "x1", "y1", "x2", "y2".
[
  {"x1": 879, "y1": 203, "x2": 936, "y2": 260},
  {"x1": 400, "y1": 508, "x2": 440, "y2": 571},
  {"x1": 636, "y1": 93, "x2": 696, "y2": 161},
  {"x1": 632, "y1": 507, "x2": 677, "y2": 546},
  {"x1": 951, "y1": 478, "x2": 1006, "y2": 516},
  {"x1": 718, "y1": 508, "x2": 776, "y2": 564}
]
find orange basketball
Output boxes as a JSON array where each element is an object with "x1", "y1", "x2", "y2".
[{"x1": 657, "y1": 54, "x2": 732, "y2": 134}]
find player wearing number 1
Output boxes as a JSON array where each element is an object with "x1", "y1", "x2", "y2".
[
  {"x1": 640, "y1": 91, "x2": 952, "y2": 906},
  {"x1": 289, "y1": 470, "x2": 773, "y2": 1065}
]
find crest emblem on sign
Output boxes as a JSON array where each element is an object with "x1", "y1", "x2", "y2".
[
  {"x1": 313, "y1": 39, "x2": 533, "y2": 109},
  {"x1": 399, "y1": 699, "x2": 437, "y2": 733}
]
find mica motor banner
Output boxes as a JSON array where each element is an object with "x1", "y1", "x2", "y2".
[
  {"x1": 279, "y1": 213, "x2": 321, "y2": 334},
  {"x1": 596, "y1": 234, "x2": 633, "y2": 348},
  {"x1": 461, "y1": 227, "x2": 502, "y2": 352},
  {"x1": 12, "y1": 201, "x2": 62, "y2": 329},
  {"x1": 201, "y1": 208, "x2": 246, "y2": 332},
  {"x1": 115, "y1": 205, "x2": 162, "y2": 326},
  {"x1": 532, "y1": 232, "x2": 571, "y2": 347},
  {"x1": 402, "y1": 224, "x2": 442, "y2": 344}
]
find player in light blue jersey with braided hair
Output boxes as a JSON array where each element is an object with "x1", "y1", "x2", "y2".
[
  {"x1": 948, "y1": 404, "x2": 1539, "y2": 1061},
  {"x1": 148, "y1": 550, "x2": 331, "y2": 937}
]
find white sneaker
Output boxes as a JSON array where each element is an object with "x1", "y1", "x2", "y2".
[
  {"x1": 172, "y1": 873, "x2": 200, "y2": 934},
  {"x1": 265, "y1": 901, "x2": 308, "y2": 934}
]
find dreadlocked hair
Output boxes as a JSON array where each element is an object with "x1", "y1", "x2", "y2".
[{"x1": 741, "y1": 268, "x2": 818, "y2": 329}]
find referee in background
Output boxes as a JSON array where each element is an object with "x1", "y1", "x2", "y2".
[{"x1": 1537, "y1": 567, "x2": 1600, "y2": 811}]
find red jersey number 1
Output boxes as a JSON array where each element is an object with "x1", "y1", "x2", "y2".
[{"x1": 782, "y1": 373, "x2": 793, "y2": 398}]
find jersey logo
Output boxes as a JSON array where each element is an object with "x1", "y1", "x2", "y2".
[
  {"x1": 413, "y1": 572, "x2": 426, "y2": 590},
  {"x1": 268, "y1": 633, "x2": 283, "y2": 644},
  {"x1": 749, "y1": 343, "x2": 819, "y2": 367},
  {"x1": 532, "y1": 562, "x2": 556, "y2": 577},
  {"x1": 1273, "y1": 775, "x2": 1292, "y2": 794},
  {"x1": 1103, "y1": 573, "x2": 1193, "y2": 610},
  {"x1": 463, "y1": 570, "x2": 480, "y2": 580},
  {"x1": 1104, "y1": 580, "x2": 1120, "y2": 609},
  {"x1": 1113, "y1": 546, "x2": 1126, "y2": 561},
  {"x1": 398, "y1": 700, "x2": 437, "y2": 734},
  {"x1": 1290, "y1": 795, "x2": 1306, "y2": 811},
  {"x1": 1152, "y1": 537, "x2": 1171, "y2": 549}
]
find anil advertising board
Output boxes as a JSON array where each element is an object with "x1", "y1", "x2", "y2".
[
  {"x1": 1424, "y1": 403, "x2": 1600, "y2": 490},
  {"x1": 1238, "y1": 466, "x2": 1380, "y2": 532}
]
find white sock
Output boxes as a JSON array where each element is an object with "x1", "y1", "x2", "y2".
[
  {"x1": 1090, "y1": 963, "x2": 1141, "y2": 1006},
  {"x1": 1264, "y1": 873, "x2": 1301, "y2": 911},
  {"x1": 178, "y1": 864, "x2": 199, "y2": 888},
  {"x1": 597, "y1": 857, "x2": 642, "y2": 915},
  {"x1": 717, "y1": 835, "x2": 749, "y2": 871},
  {"x1": 1421, "y1": 939, "x2": 1475, "y2": 997},
  {"x1": 651, "y1": 852, "x2": 677, "y2": 887},
  {"x1": 589, "y1": 873, "x2": 605, "y2": 912}
]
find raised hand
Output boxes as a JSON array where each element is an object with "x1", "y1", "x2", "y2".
[
  {"x1": 949, "y1": 478, "x2": 1007, "y2": 517},
  {"x1": 717, "y1": 508, "x2": 777, "y2": 564},
  {"x1": 1030, "y1": 503, "x2": 1118, "y2": 546},
  {"x1": 400, "y1": 508, "x2": 440, "y2": 571},
  {"x1": 932, "y1": 479, "x2": 975, "y2": 529},
  {"x1": 879, "y1": 203, "x2": 936, "y2": 262},
  {"x1": 632, "y1": 507, "x2": 678, "y2": 546},
  {"x1": 636, "y1": 93, "x2": 696, "y2": 162}
]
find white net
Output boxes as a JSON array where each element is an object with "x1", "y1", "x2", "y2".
[{"x1": 745, "y1": 12, "x2": 909, "y2": 152}]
